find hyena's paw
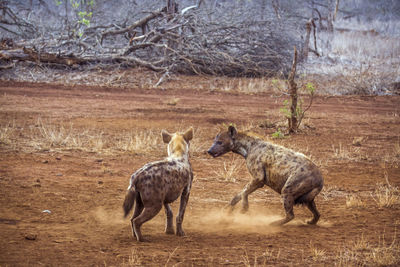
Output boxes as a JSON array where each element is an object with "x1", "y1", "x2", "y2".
[
  {"x1": 176, "y1": 230, "x2": 185, "y2": 236},
  {"x1": 223, "y1": 204, "x2": 235, "y2": 214},
  {"x1": 240, "y1": 204, "x2": 249, "y2": 214},
  {"x1": 176, "y1": 227, "x2": 185, "y2": 237},
  {"x1": 306, "y1": 218, "x2": 318, "y2": 225},
  {"x1": 165, "y1": 227, "x2": 175, "y2": 235}
]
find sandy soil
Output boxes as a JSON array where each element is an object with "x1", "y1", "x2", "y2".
[{"x1": 0, "y1": 79, "x2": 399, "y2": 266}]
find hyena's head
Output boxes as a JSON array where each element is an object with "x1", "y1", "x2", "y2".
[
  {"x1": 162, "y1": 128, "x2": 193, "y2": 158},
  {"x1": 207, "y1": 125, "x2": 237, "y2": 158}
]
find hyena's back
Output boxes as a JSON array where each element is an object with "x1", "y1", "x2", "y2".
[{"x1": 130, "y1": 159, "x2": 191, "y2": 205}]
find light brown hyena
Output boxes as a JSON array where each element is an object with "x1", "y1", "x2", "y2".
[
  {"x1": 123, "y1": 128, "x2": 193, "y2": 241},
  {"x1": 207, "y1": 126, "x2": 323, "y2": 226}
]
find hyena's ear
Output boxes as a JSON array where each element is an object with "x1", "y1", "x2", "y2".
[
  {"x1": 228, "y1": 125, "x2": 237, "y2": 139},
  {"x1": 183, "y1": 127, "x2": 193, "y2": 142},
  {"x1": 161, "y1": 130, "x2": 172, "y2": 144}
]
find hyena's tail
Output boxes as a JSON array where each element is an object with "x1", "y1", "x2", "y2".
[{"x1": 123, "y1": 186, "x2": 136, "y2": 218}]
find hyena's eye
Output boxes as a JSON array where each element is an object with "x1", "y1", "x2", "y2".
[{"x1": 216, "y1": 141, "x2": 222, "y2": 145}]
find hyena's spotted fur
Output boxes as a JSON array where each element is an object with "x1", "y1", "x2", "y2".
[
  {"x1": 123, "y1": 128, "x2": 193, "y2": 241},
  {"x1": 208, "y1": 126, "x2": 323, "y2": 225}
]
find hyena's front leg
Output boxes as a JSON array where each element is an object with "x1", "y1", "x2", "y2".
[
  {"x1": 226, "y1": 179, "x2": 264, "y2": 213},
  {"x1": 239, "y1": 179, "x2": 264, "y2": 213},
  {"x1": 176, "y1": 186, "x2": 190, "y2": 236}
]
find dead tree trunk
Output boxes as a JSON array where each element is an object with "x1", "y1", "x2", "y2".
[
  {"x1": 288, "y1": 46, "x2": 298, "y2": 134},
  {"x1": 327, "y1": 0, "x2": 334, "y2": 32},
  {"x1": 302, "y1": 19, "x2": 312, "y2": 61},
  {"x1": 272, "y1": 0, "x2": 281, "y2": 20},
  {"x1": 333, "y1": 0, "x2": 340, "y2": 21}
]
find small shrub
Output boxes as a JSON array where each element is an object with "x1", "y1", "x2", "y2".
[{"x1": 271, "y1": 129, "x2": 285, "y2": 139}]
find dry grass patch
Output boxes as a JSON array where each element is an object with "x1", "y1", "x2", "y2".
[
  {"x1": 241, "y1": 248, "x2": 281, "y2": 267},
  {"x1": 336, "y1": 231, "x2": 400, "y2": 266},
  {"x1": 115, "y1": 130, "x2": 161, "y2": 154},
  {"x1": 1, "y1": 118, "x2": 164, "y2": 155}
]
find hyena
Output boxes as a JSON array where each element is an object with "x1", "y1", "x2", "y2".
[
  {"x1": 208, "y1": 126, "x2": 323, "y2": 226},
  {"x1": 123, "y1": 128, "x2": 194, "y2": 241}
]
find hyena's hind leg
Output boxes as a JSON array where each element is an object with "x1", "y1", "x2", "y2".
[
  {"x1": 164, "y1": 203, "x2": 174, "y2": 235},
  {"x1": 271, "y1": 193, "x2": 295, "y2": 226},
  {"x1": 306, "y1": 200, "x2": 320, "y2": 225},
  {"x1": 302, "y1": 187, "x2": 322, "y2": 224},
  {"x1": 132, "y1": 204, "x2": 162, "y2": 242},
  {"x1": 130, "y1": 193, "x2": 143, "y2": 238}
]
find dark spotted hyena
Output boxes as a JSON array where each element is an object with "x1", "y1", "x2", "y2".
[
  {"x1": 123, "y1": 128, "x2": 193, "y2": 241},
  {"x1": 208, "y1": 126, "x2": 323, "y2": 225}
]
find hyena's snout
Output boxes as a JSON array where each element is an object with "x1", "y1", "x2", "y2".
[
  {"x1": 207, "y1": 142, "x2": 226, "y2": 158},
  {"x1": 207, "y1": 147, "x2": 217, "y2": 157}
]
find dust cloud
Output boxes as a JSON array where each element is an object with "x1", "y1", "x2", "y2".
[
  {"x1": 92, "y1": 206, "x2": 126, "y2": 226},
  {"x1": 186, "y1": 207, "x2": 283, "y2": 234}
]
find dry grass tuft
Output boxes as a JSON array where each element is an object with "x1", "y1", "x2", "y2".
[
  {"x1": 394, "y1": 139, "x2": 400, "y2": 158},
  {"x1": 371, "y1": 168, "x2": 400, "y2": 208},
  {"x1": 309, "y1": 242, "x2": 326, "y2": 262},
  {"x1": 36, "y1": 119, "x2": 71, "y2": 147},
  {"x1": 0, "y1": 122, "x2": 15, "y2": 145},
  {"x1": 371, "y1": 183, "x2": 400, "y2": 208},
  {"x1": 213, "y1": 157, "x2": 244, "y2": 182},
  {"x1": 320, "y1": 185, "x2": 346, "y2": 201},
  {"x1": 164, "y1": 97, "x2": 180, "y2": 106},
  {"x1": 241, "y1": 247, "x2": 281, "y2": 267},
  {"x1": 121, "y1": 249, "x2": 142, "y2": 267},
  {"x1": 345, "y1": 194, "x2": 365, "y2": 208},
  {"x1": 332, "y1": 143, "x2": 351, "y2": 160}
]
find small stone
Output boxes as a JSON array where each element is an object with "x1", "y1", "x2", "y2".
[
  {"x1": 352, "y1": 137, "x2": 364, "y2": 147},
  {"x1": 25, "y1": 234, "x2": 37, "y2": 240},
  {"x1": 36, "y1": 179, "x2": 41, "y2": 183},
  {"x1": 95, "y1": 159, "x2": 103, "y2": 163},
  {"x1": 98, "y1": 180, "x2": 103, "y2": 185},
  {"x1": 55, "y1": 157, "x2": 62, "y2": 160},
  {"x1": 56, "y1": 173, "x2": 63, "y2": 177},
  {"x1": 42, "y1": 160, "x2": 48, "y2": 164}
]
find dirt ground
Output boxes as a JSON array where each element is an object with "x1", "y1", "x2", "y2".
[{"x1": 0, "y1": 77, "x2": 399, "y2": 266}]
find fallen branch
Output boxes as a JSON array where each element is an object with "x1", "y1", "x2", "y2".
[
  {"x1": 0, "y1": 47, "x2": 167, "y2": 72},
  {"x1": 0, "y1": 62, "x2": 14, "y2": 69},
  {"x1": 100, "y1": 7, "x2": 166, "y2": 44}
]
